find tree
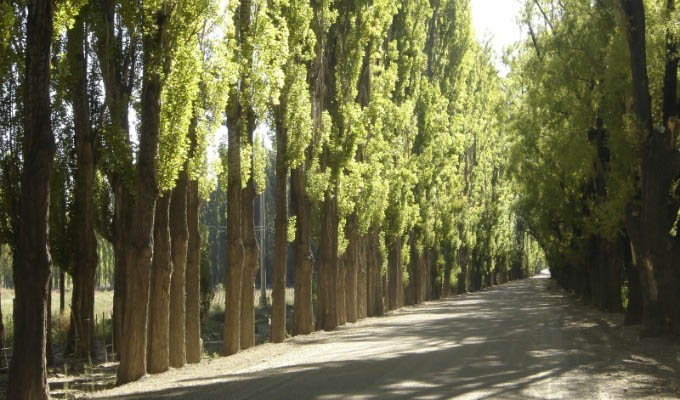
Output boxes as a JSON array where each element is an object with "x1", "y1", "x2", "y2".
[
  {"x1": 222, "y1": 0, "x2": 285, "y2": 354},
  {"x1": 147, "y1": 192, "x2": 172, "y2": 373},
  {"x1": 67, "y1": 8, "x2": 99, "y2": 359},
  {"x1": 271, "y1": 0, "x2": 315, "y2": 343},
  {"x1": 90, "y1": 0, "x2": 139, "y2": 356},
  {"x1": 291, "y1": 0, "x2": 335, "y2": 337},
  {"x1": 222, "y1": 0, "x2": 251, "y2": 357},
  {"x1": 116, "y1": 0, "x2": 171, "y2": 384},
  {"x1": 8, "y1": 0, "x2": 55, "y2": 397},
  {"x1": 620, "y1": 0, "x2": 680, "y2": 335}
]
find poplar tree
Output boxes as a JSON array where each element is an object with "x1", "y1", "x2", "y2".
[
  {"x1": 8, "y1": 0, "x2": 55, "y2": 397},
  {"x1": 271, "y1": 0, "x2": 315, "y2": 343}
]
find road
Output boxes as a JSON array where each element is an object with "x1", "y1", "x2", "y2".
[{"x1": 86, "y1": 271, "x2": 680, "y2": 399}]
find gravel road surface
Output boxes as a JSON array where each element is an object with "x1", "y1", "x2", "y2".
[{"x1": 85, "y1": 271, "x2": 680, "y2": 399}]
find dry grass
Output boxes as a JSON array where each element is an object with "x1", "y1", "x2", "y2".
[
  {"x1": 0, "y1": 288, "x2": 115, "y2": 346},
  {"x1": 1, "y1": 288, "x2": 114, "y2": 320},
  {"x1": 209, "y1": 287, "x2": 295, "y2": 314}
]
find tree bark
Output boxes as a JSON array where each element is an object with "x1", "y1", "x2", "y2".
[
  {"x1": 406, "y1": 232, "x2": 421, "y2": 305},
  {"x1": 92, "y1": 0, "x2": 137, "y2": 360},
  {"x1": 185, "y1": 179, "x2": 202, "y2": 363},
  {"x1": 663, "y1": 0, "x2": 679, "y2": 125},
  {"x1": 116, "y1": 4, "x2": 166, "y2": 383},
  {"x1": 223, "y1": 0, "x2": 254, "y2": 356},
  {"x1": 8, "y1": 0, "x2": 55, "y2": 397},
  {"x1": 240, "y1": 176, "x2": 258, "y2": 350},
  {"x1": 343, "y1": 219, "x2": 358, "y2": 323},
  {"x1": 356, "y1": 236, "x2": 367, "y2": 320},
  {"x1": 424, "y1": 249, "x2": 432, "y2": 300},
  {"x1": 317, "y1": 192, "x2": 339, "y2": 331},
  {"x1": 112, "y1": 182, "x2": 132, "y2": 358},
  {"x1": 337, "y1": 252, "x2": 347, "y2": 326},
  {"x1": 366, "y1": 238, "x2": 376, "y2": 317},
  {"x1": 421, "y1": 249, "x2": 431, "y2": 301},
  {"x1": 291, "y1": 166, "x2": 314, "y2": 336},
  {"x1": 146, "y1": 193, "x2": 172, "y2": 374},
  {"x1": 387, "y1": 236, "x2": 402, "y2": 310},
  {"x1": 271, "y1": 114, "x2": 288, "y2": 343},
  {"x1": 442, "y1": 255, "x2": 451, "y2": 298},
  {"x1": 369, "y1": 231, "x2": 384, "y2": 317},
  {"x1": 223, "y1": 98, "x2": 244, "y2": 356},
  {"x1": 68, "y1": 12, "x2": 99, "y2": 360},
  {"x1": 47, "y1": 277, "x2": 54, "y2": 367},
  {"x1": 169, "y1": 171, "x2": 188, "y2": 368},
  {"x1": 601, "y1": 239, "x2": 623, "y2": 313},
  {"x1": 624, "y1": 236, "x2": 643, "y2": 325},
  {"x1": 621, "y1": 0, "x2": 680, "y2": 335},
  {"x1": 59, "y1": 267, "x2": 65, "y2": 313}
]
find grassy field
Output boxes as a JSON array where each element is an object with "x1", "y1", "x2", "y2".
[
  {"x1": 0, "y1": 288, "x2": 115, "y2": 347},
  {"x1": 209, "y1": 287, "x2": 295, "y2": 314},
  {"x1": 0, "y1": 288, "x2": 114, "y2": 322},
  {"x1": 0, "y1": 287, "x2": 294, "y2": 345}
]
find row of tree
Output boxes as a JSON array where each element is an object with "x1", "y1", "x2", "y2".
[
  {"x1": 510, "y1": 0, "x2": 680, "y2": 336},
  {"x1": 0, "y1": 0, "x2": 544, "y2": 398}
]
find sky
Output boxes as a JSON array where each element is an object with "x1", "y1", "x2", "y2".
[{"x1": 470, "y1": 0, "x2": 525, "y2": 74}]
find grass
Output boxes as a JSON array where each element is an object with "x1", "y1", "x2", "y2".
[
  {"x1": 0, "y1": 288, "x2": 115, "y2": 348},
  {"x1": 0, "y1": 285, "x2": 294, "y2": 353},
  {"x1": 209, "y1": 287, "x2": 295, "y2": 314}
]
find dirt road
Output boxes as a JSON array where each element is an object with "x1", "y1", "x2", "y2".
[{"x1": 85, "y1": 272, "x2": 680, "y2": 399}]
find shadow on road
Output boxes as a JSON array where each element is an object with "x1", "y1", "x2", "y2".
[{"x1": 83, "y1": 274, "x2": 680, "y2": 400}]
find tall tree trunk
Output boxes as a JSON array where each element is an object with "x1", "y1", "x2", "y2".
[
  {"x1": 370, "y1": 231, "x2": 384, "y2": 316},
  {"x1": 185, "y1": 179, "x2": 202, "y2": 363},
  {"x1": 146, "y1": 194, "x2": 172, "y2": 374},
  {"x1": 240, "y1": 107, "x2": 258, "y2": 350},
  {"x1": 93, "y1": 0, "x2": 136, "y2": 358},
  {"x1": 600, "y1": 239, "x2": 623, "y2": 313},
  {"x1": 68, "y1": 12, "x2": 98, "y2": 359},
  {"x1": 442, "y1": 258, "x2": 452, "y2": 298},
  {"x1": 59, "y1": 267, "x2": 65, "y2": 313},
  {"x1": 317, "y1": 192, "x2": 338, "y2": 331},
  {"x1": 621, "y1": 0, "x2": 680, "y2": 335},
  {"x1": 116, "y1": 4, "x2": 166, "y2": 382},
  {"x1": 46, "y1": 277, "x2": 54, "y2": 367},
  {"x1": 8, "y1": 0, "x2": 55, "y2": 397},
  {"x1": 429, "y1": 249, "x2": 436, "y2": 300},
  {"x1": 624, "y1": 236, "x2": 643, "y2": 325},
  {"x1": 344, "y1": 219, "x2": 358, "y2": 323},
  {"x1": 356, "y1": 236, "x2": 367, "y2": 320},
  {"x1": 366, "y1": 238, "x2": 376, "y2": 317},
  {"x1": 240, "y1": 176, "x2": 258, "y2": 350},
  {"x1": 169, "y1": 171, "x2": 189, "y2": 368},
  {"x1": 271, "y1": 115, "x2": 288, "y2": 343},
  {"x1": 407, "y1": 232, "x2": 420, "y2": 305},
  {"x1": 111, "y1": 182, "x2": 132, "y2": 358},
  {"x1": 291, "y1": 167, "x2": 314, "y2": 336},
  {"x1": 223, "y1": 0, "x2": 254, "y2": 356},
  {"x1": 337, "y1": 253, "x2": 347, "y2": 326},
  {"x1": 223, "y1": 100, "x2": 244, "y2": 356},
  {"x1": 420, "y1": 250, "x2": 430, "y2": 301},
  {"x1": 387, "y1": 236, "x2": 402, "y2": 310},
  {"x1": 184, "y1": 113, "x2": 201, "y2": 363}
]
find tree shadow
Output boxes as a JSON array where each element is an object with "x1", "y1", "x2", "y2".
[{"x1": 79, "y1": 274, "x2": 680, "y2": 399}]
